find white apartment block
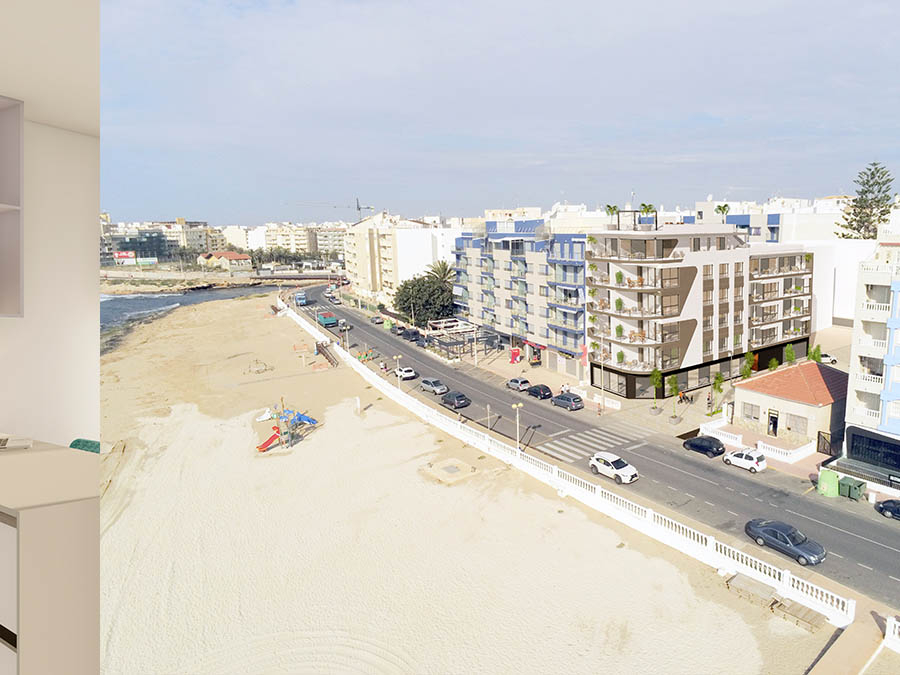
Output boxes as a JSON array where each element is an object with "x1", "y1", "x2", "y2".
[
  {"x1": 835, "y1": 228, "x2": 900, "y2": 495},
  {"x1": 310, "y1": 225, "x2": 347, "y2": 257},
  {"x1": 344, "y1": 211, "x2": 461, "y2": 305},
  {"x1": 263, "y1": 222, "x2": 318, "y2": 255},
  {"x1": 220, "y1": 225, "x2": 249, "y2": 250}
]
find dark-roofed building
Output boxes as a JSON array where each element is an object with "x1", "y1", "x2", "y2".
[{"x1": 732, "y1": 360, "x2": 847, "y2": 446}]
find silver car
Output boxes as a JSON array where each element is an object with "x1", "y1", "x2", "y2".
[
  {"x1": 420, "y1": 378, "x2": 449, "y2": 395},
  {"x1": 506, "y1": 377, "x2": 530, "y2": 391}
]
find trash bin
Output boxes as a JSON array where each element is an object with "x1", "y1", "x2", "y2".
[
  {"x1": 838, "y1": 476, "x2": 866, "y2": 501},
  {"x1": 817, "y1": 469, "x2": 840, "y2": 498}
]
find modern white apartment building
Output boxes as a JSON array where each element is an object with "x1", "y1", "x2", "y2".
[
  {"x1": 453, "y1": 211, "x2": 589, "y2": 379},
  {"x1": 220, "y1": 225, "x2": 249, "y2": 250},
  {"x1": 263, "y1": 222, "x2": 318, "y2": 255},
  {"x1": 583, "y1": 211, "x2": 815, "y2": 398},
  {"x1": 344, "y1": 211, "x2": 461, "y2": 305},
  {"x1": 310, "y1": 225, "x2": 347, "y2": 257},
  {"x1": 834, "y1": 230, "x2": 900, "y2": 494}
]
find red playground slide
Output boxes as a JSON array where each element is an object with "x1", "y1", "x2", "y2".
[{"x1": 257, "y1": 426, "x2": 281, "y2": 452}]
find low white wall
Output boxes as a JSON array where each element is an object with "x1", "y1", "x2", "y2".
[{"x1": 279, "y1": 298, "x2": 857, "y2": 628}]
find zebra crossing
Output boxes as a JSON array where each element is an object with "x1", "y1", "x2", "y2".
[{"x1": 537, "y1": 422, "x2": 651, "y2": 463}]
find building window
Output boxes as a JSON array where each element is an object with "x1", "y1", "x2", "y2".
[
  {"x1": 704, "y1": 339, "x2": 712, "y2": 355},
  {"x1": 719, "y1": 263, "x2": 728, "y2": 277},
  {"x1": 719, "y1": 287, "x2": 728, "y2": 302},
  {"x1": 890, "y1": 401, "x2": 900, "y2": 418},
  {"x1": 540, "y1": 286, "x2": 548, "y2": 296},
  {"x1": 662, "y1": 267, "x2": 678, "y2": 288},
  {"x1": 692, "y1": 238, "x2": 700, "y2": 252},
  {"x1": 703, "y1": 289, "x2": 713, "y2": 305},
  {"x1": 734, "y1": 262, "x2": 743, "y2": 276},
  {"x1": 506, "y1": 299, "x2": 513, "y2": 309},
  {"x1": 542, "y1": 265, "x2": 549, "y2": 275},
  {"x1": 734, "y1": 284, "x2": 743, "y2": 299},
  {"x1": 663, "y1": 294, "x2": 679, "y2": 316},
  {"x1": 703, "y1": 264, "x2": 713, "y2": 279},
  {"x1": 742, "y1": 403, "x2": 760, "y2": 422},
  {"x1": 717, "y1": 237, "x2": 726, "y2": 250},
  {"x1": 785, "y1": 414, "x2": 808, "y2": 436},
  {"x1": 734, "y1": 331, "x2": 742, "y2": 346}
]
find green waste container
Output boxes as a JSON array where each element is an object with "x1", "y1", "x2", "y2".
[
  {"x1": 817, "y1": 469, "x2": 840, "y2": 497},
  {"x1": 838, "y1": 476, "x2": 865, "y2": 501}
]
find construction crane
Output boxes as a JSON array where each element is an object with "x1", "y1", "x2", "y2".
[{"x1": 281, "y1": 198, "x2": 375, "y2": 221}]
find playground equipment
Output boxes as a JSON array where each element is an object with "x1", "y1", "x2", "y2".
[{"x1": 256, "y1": 402, "x2": 319, "y2": 452}]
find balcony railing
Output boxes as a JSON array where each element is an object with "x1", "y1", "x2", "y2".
[
  {"x1": 854, "y1": 406, "x2": 882, "y2": 422},
  {"x1": 857, "y1": 336, "x2": 888, "y2": 350},
  {"x1": 588, "y1": 247, "x2": 685, "y2": 263},
  {"x1": 864, "y1": 301, "x2": 891, "y2": 313},
  {"x1": 749, "y1": 264, "x2": 811, "y2": 279},
  {"x1": 860, "y1": 262, "x2": 900, "y2": 275},
  {"x1": 592, "y1": 351, "x2": 658, "y2": 372},
  {"x1": 855, "y1": 373, "x2": 885, "y2": 386}
]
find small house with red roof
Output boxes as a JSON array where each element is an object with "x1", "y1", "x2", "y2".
[
  {"x1": 733, "y1": 360, "x2": 847, "y2": 445},
  {"x1": 197, "y1": 250, "x2": 252, "y2": 270}
]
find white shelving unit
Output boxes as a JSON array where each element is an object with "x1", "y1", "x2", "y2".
[
  {"x1": 0, "y1": 95, "x2": 23, "y2": 318},
  {"x1": 0, "y1": 442, "x2": 99, "y2": 675}
]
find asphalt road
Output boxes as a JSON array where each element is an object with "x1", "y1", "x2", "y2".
[{"x1": 303, "y1": 287, "x2": 900, "y2": 608}]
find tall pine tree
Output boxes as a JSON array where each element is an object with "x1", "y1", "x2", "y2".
[{"x1": 836, "y1": 162, "x2": 895, "y2": 239}]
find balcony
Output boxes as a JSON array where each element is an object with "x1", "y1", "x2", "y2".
[
  {"x1": 854, "y1": 406, "x2": 882, "y2": 424},
  {"x1": 587, "y1": 247, "x2": 685, "y2": 264},
  {"x1": 862, "y1": 301, "x2": 891, "y2": 316},
  {"x1": 749, "y1": 264, "x2": 811, "y2": 280},
  {"x1": 856, "y1": 335, "x2": 888, "y2": 352},
  {"x1": 598, "y1": 302, "x2": 669, "y2": 319},
  {"x1": 854, "y1": 373, "x2": 885, "y2": 393}
]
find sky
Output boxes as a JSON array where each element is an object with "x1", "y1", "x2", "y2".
[{"x1": 101, "y1": 0, "x2": 900, "y2": 225}]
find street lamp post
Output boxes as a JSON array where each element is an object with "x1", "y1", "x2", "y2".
[
  {"x1": 599, "y1": 332, "x2": 605, "y2": 415},
  {"x1": 393, "y1": 354, "x2": 402, "y2": 387},
  {"x1": 511, "y1": 402, "x2": 523, "y2": 450}
]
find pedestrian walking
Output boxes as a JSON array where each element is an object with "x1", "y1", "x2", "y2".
[{"x1": 706, "y1": 392, "x2": 711, "y2": 410}]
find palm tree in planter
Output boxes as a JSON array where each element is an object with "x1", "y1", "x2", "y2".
[
  {"x1": 587, "y1": 235, "x2": 597, "y2": 245},
  {"x1": 711, "y1": 371, "x2": 724, "y2": 414},
  {"x1": 590, "y1": 341, "x2": 600, "y2": 352},
  {"x1": 649, "y1": 367, "x2": 663, "y2": 414},
  {"x1": 714, "y1": 203, "x2": 730, "y2": 223},
  {"x1": 616, "y1": 350, "x2": 625, "y2": 364},
  {"x1": 605, "y1": 204, "x2": 619, "y2": 219},
  {"x1": 667, "y1": 374, "x2": 680, "y2": 421},
  {"x1": 640, "y1": 203, "x2": 656, "y2": 225},
  {"x1": 588, "y1": 262, "x2": 597, "y2": 272},
  {"x1": 588, "y1": 287, "x2": 597, "y2": 298}
]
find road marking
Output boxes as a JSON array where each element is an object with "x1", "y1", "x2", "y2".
[
  {"x1": 548, "y1": 430, "x2": 569, "y2": 438},
  {"x1": 704, "y1": 501, "x2": 715, "y2": 506},
  {"x1": 803, "y1": 486, "x2": 816, "y2": 495},
  {"x1": 652, "y1": 479, "x2": 659, "y2": 484},
  {"x1": 768, "y1": 502, "x2": 779, "y2": 508},
  {"x1": 627, "y1": 449, "x2": 720, "y2": 486},
  {"x1": 784, "y1": 508, "x2": 900, "y2": 555},
  {"x1": 754, "y1": 498, "x2": 764, "y2": 502},
  {"x1": 538, "y1": 446, "x2": 577, "y2": 462},
  {"x1": 667, "y1": 485, "x2": 678, "y2": 491},
  {"x1": 685, "y1": 493, "x2": 696, "y2": 499},
  {"x1": 857, "y1": 563, "x2": 874, "y2": 571},
  {"x1": 890, "y1": 576, "x2": 900, "y2": 583},
  {"x1": 727, "y1": 510, "x2": 740, "y2": 517},
  {"x1": 829, "y1": 552, "x2": 844, "y2": 559},
  {"x1": 740, "y1": 492, "x2": 749, "y2": 497},
  {"x1": 625, "y1": 442, "x2": 648, "y2": 451},
  {"x1": 725, "y1": 486, "x2": 735, "y2": 492},
  {"x1": 540, "y1": 444, "x2": 582, "y2": 461}
]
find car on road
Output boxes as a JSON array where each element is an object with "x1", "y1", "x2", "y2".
[
  {"x1": 389, "y1": 324, "x2": 404, "y2": 335},
  {"x1": 441, "y1": 391, "x2": 471, "y2": 409},
  {"x1": 875, "y1": 499, "x2": 900, "y2": 520},
  {"x1": 744, "y1": 519, "x2": 826, "y2": 566},
  {"x1": 723, "y1": 448, "x2": 767, "y2": 473},
  {"x1": 589, "y1": 451, "x2": 639, "y2": 485},
  {"x1": 329, "y1": 296, "x2": 342, "y2": 305},
  {"x1": 819, "y1": 353, "x2": 838, "y2": 365},
  {"x1": 402, "y1": 329, "x2": 421, "y2": 342},
  {"x1": 526, "y1": 384, "x2": 552, "y2": 399},
  {"x1": 370, "y1": 316, "x2": 384, "y2": 324},
  {"x1": 551, "y1": 392, "x2": 584, "y2": 411},
  {"x1": 420, "y1": 378, "x2": 449, "y2": 395},
  {"x1": 682, "y1": 435, "x2": 725, "y2": 458},
  {"x1": 394, "y1": 366, "x2": 417, "y2": 381},
  {"x1": 506, "y1": 377, "x2": 530, "y2": 391}
]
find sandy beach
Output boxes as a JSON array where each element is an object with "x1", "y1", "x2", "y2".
[{"x1": 100, "y1": 292, "x2": 833, "y2": 674}]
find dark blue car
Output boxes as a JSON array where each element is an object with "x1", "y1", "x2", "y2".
[{"x1": 744, "y1": 519, "x2": 826, "y2": 566}]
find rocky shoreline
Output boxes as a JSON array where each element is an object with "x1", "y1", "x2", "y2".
[{"x1": 100, "y1": 278, "x2": 272, "y2": 295}]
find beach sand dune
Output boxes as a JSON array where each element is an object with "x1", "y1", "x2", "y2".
[{"x1": 101, "y1": 294, "x2": 830, "y2": 674}]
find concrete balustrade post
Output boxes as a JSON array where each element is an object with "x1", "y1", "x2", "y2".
[{"x1": 779, "y1": 569, "x2": 793, "y2": 597}]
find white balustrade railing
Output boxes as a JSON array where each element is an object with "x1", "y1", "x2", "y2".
[
  {"x1": 854, "y1": 406, "x2": 882, "y2": 422},
  {"x1": 855, "y1": 372, "x2": 885, "y2": 386},
  {"x1": 864, "y1": 301, "x2": 891, "y2": 313},
  {"x1": 276, "y1": 297, "x2": 856, "y2": 628},
  {"x1": 886, "y1": 616, "x2": 900, "y2": 653},
  {"x1": 699, "y1": 419, "x2": 744, "y2": 448},
  {"x1": 756, "y1": 439, "x2": 818, "y2": 464},
  {"x1": 856, "y1": 336, "x2": 888, "y2": 350}
]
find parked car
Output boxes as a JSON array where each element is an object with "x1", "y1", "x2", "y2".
[
  {"x1": 420, "y1": 378, "x2": 449, "y2": 395},
  {"x1": 819, "y1": 353, "x2": 838, "y2": 365},
  {"x1": 402, "y1": 329, "x2": 421, "y2": 342},
  {"x1": 394, "y1": 366, "x2": 417, "y2": 381},
  {"x1": 589, "y1": 451, "x2": 639, "y2": 485},
  {"x1": 370, "y1": 316, "x2": 384, "y2": 324},
  {"x1": 389, "y1": 324, "x2": 404, "y2": 335},
  {"x1": 415, "y1": 337, "x2": 429, "y2": 348},
  {"x1": 875, "y1": 499, "x2": 900, "y2": 520},
  {"x1": 441, "y1": 391, "x2": 471, "y2": 409},
  {"x1": 551, "y1": 392, "x2": 584, "y2": 411},
  {"x1": 526, "y1": 384, "x2": 552, "y2": 399},
  {"x1": 682, "y1": 435, "x2": 725, "y2": 458},
  {"x1": 506, "y1": 377, "x2": 530, "y2": 391},
  {"x1": 723, "y1": 449, "x2": 767, "y2": 473},
  {"x1": 744, "y1": 519, "x2": 826, "y2": 566}
]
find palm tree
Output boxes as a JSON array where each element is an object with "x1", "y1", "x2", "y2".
[
  {"x1": 426, "y1": 260, "x2": 453, "y2": 289},
  {"x1": 640, "y1": 203, "x2": 656, "y2": 219},
  {"x1": 605, "y1": 204, "x2": 619, "y2": 218},
  {"x1": 715, "y1": 203, "x2": 730, "y2": 223}
]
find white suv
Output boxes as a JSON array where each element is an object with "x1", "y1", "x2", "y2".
[
  {"x1": 394, "y1": 366, "x2": 417, "y2": 381},
  {"x1": 723, "y1": 449, "x2": 767, "y2": 473},
  {"x1": 589, "y1": 451, "x2": 639, "y2": 485}
]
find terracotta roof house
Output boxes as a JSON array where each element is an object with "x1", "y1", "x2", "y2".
[
  {"x1": 733, "y1": 360, "x2": 847, "y2": 445},
  {"x1": 199, "y1": 250, "x2": 252, "y2": 270}
]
